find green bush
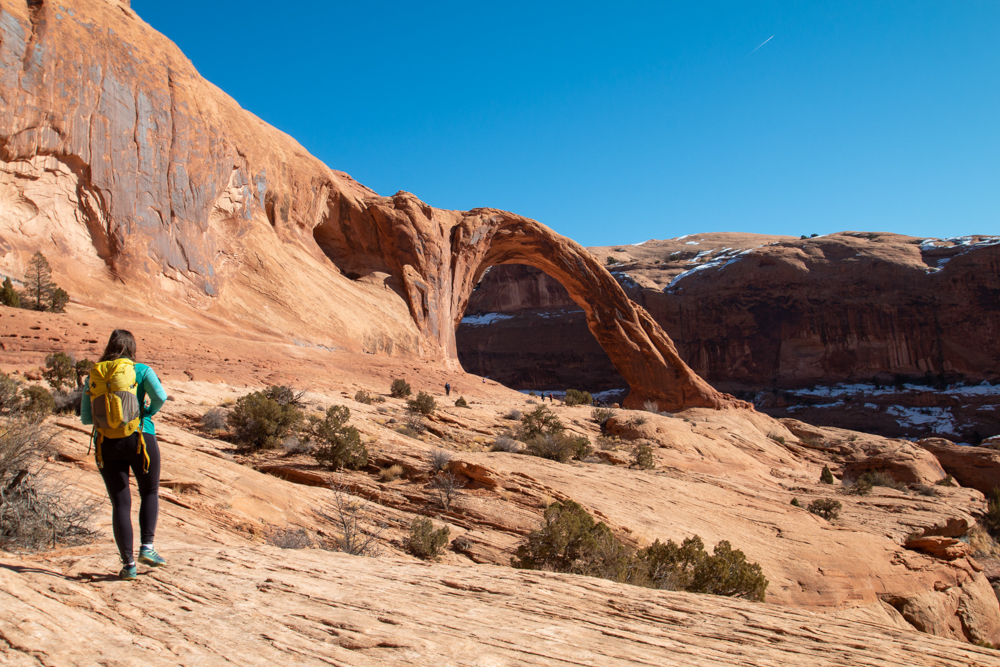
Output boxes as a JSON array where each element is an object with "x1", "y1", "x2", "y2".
[
  {"x1": 354, "y1": 389, "x2": 373, "y2": 405},
  {"x1": 790, "y1": 498, "x2": 801, "y2": 507},
  {"x1": 390, "y1": 379, "x2": 412, "y2": 398},
  {"x1": 935, "y1": 474, "x2": 954, "y2": 487},
  {"x1": 564, "y1": 389, "x2": 593, "y2": 406},
  {"x1": 406, "y1": 517, "x2": 449, "y2": 560},
  {"x1": 454, "y1": 396, "x2": 468, "y2": 408},
  {"x1": 21, "y1": 385, "x2": 55, "y2": 417},
  {"x1": 519, "y1": 405, "x2": 564, "y2": 440},
  {"x1": 307, "y1": 405, "x2": 368, "y2": 470},
  {"x1": 407, "y1": 391, "x2": 436, "y2": 416},
  {"x1": 820, "y1": 465, "x2": 834, "y2": 484},
  {"x1": 768, "y1": 433, "x2": 785, "y2": 445},
  {"x1": 591, "y1": 407, "x2": 615, "y2": 426},
  {"x1": 43, "y1": 352, "x2": 76, "y2": 391},
  {"x1": 0, "y1": 277, "x2": 19, "y2": 308},
  {"x1": 631, "y1": 441, "x2": 655, "y2": 469},
  {"x1": 74, "y1": 359, "x2": 94, "y2": 385},
  {"x1": 638, "y1": 535, "x2": 768, "y2": 601},
  {"x1": 512, "y1": 500, "x2": 768, "y2": 600},
  {"x1": 524, "y1": 433, "x2": 591, "y2": 463},
  {"x1": 227, "y1": 391, "x2": 303, "y2": 452},
  {"x1": 808, "y1": 498, "x2": 842, "y2": 520}
]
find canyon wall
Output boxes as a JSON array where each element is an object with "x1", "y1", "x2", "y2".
[{"x1": 458, "y1": 233, "x2": 1000, "y2": 438}]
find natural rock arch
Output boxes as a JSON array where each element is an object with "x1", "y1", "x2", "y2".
[{"x1": 315, "y1": 190, "x2": 747, "y2": 412}]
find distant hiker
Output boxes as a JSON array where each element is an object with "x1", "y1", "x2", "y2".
[
  {"x1": 445, "y1": 382, "x2": 451, "y2": 396},
  {"x1": 82, "y1": 329, "x2": 169, "y2": 581}
]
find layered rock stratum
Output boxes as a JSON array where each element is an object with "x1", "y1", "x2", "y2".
[{"x1": 2, "y1": 1, "x2": 1000, "y2": 664}]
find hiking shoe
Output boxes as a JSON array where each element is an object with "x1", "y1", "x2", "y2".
[
  {"x1": 138, "y1": 547, "x2": 166, "y2": 567},
  {"x1": 119, "y1": 563, "x2": 137, "y2": 581}
]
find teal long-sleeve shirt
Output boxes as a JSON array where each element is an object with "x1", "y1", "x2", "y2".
[{"x1": 80, "y1": 362, "x2": 167, "y2": 434}]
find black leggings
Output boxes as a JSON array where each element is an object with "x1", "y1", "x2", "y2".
[{"x1": 97, "y1": 432, "x2": 160, "y2": 565}]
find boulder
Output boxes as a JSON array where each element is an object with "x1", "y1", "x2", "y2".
[{"x1": 916, "y1": 438, "x2": 1000, "y2": 495}]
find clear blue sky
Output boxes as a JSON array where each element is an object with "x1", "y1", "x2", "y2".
[{"x1": 136, "y1": 1, "x2": 998, "y2": 247}]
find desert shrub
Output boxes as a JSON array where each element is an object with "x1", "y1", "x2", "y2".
[
  {"x1": 263, "y1": 384, "x2": 305, "y2": 408},
  {"x1": 525, "y1": 433, "x2": 591, "y2": 463},
  {"x1": 21, "y1": 386, "x2": 55, "y2": 417},
  {"x1": 861, "y1": 471, "x2": 907, "y2": 492},
  {"x1": 431, "y1": 471, "x2": 464, "y2": 511},
  {"x1": 52, "y1": 385, "x2": 84, "y2": 415},
  {"x1": 0, "y1": 411, "x2": 98, "y2": 551},
  {"x1": 378, "y1": 464, "x2": 404, "y2": 482},
  {"x1": 935, "y1": 474, "x2": 955, "y2": 487},
  {"x1": 820, "y1": 465, "x2": 834, "y2": 484},
  {"x1": 280, "y1": 435, "x2": 311, "y2": 456},
  {"x1": 596, "y1": 435, "x2": 620, "y2": 450},
  {"x1": 491, "y1": 436, "x2": 520, "y2": 453},
  {"x1": 631, "y1": 441, "x2": 655, "y2": 469},
  {"x1": 564, "y1": 389, "x2": 593, "y2": 407},
  {"x1": 591, "y1": 407, "x2": 615, "y2": 427},
  {"x1": 984, "y1": 488, "x2": 1000, "y2": 539},
  {"x1": 43, "y1": 352, "x2": 76, "y2": 391},
  {"x1": 307, "y1": 405, "x2": 368, "y2": 470},
  {"x1": 808, "y1": 498, "x2": 842, "y2": 520},
  {"x1": 200, "y1": 407, "x2": 227, "y2": 432},
  {"x1": 406, "y1": 517, "x2": 449, "y2": 560},
  {"x1": 911, "y1": 484, "x2": 938, "y2": 497},
  {"x1": 642, "y1": 400, "x2": 659, "y2": 414},
  {"x1": 512, "y1": 500, "x2": 767, "y2": 599},
  {"x1": 407, "y1": 391, "x2": 436, "y2": 416},
  {"x1": 768, "y1": 433, "x2": 786, "y2": 445},
  {"x1": 454, "y1": 396, "x2": 468, "y2": 408},
  {"x1": 318, "y1": 485, "x2": 386, "y2": 557},
  {"x1": 0, "y1": 373, "x2": 21, "y2": 413},
  {"x1": 227, "y1": 391, "x2": 302, "y2": 452},
  {"x1": 518, "y1": 405, "x2": 564, "y2": 440},
  {"x1": 74, "y1": 359, "x2": 94, "y2": 385},
  {"x1": 790, "y1": 497, "x2": 801, "y2": 507},
  {"x1": 512, "y1": 500, "x2": 628, "y2": 577},
  {"x1": 503, "y1": 408, "x2": 522, "y2": 421},
  {"x1": 845, "y1": 477, "x2": 873, "y2": 495},
  {"x1": 452, "y1": 535, "x2": 472, "y2": 552},
  {"x1": 390, "y1": 378, "x2": 412, "y2": 398},
  {"x1": 429, "y1": 449, "x2": 452, "y2": 472},
  {"x1": 637, "y1": 535, "x2": 768, "y2": 601},
  {"x1": 354, "y1": 389, "x2": 373, "y2": 405},
  {"x1": 266, "y1": 527, "x2": 311, "y2": 549},
  {"x1": 627, "y1": 414, "x2": 648, "y2": 427}
]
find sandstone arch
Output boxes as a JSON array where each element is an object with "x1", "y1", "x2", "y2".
[{"x1": 315, "y1": 189, "x2": 746, "y2": 411}]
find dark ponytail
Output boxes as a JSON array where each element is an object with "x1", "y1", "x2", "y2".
[{"x1": 99, "y1": 329, "x2": 137, "y2": 362}]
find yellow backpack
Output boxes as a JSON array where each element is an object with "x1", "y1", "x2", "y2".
[{"x1": 87, "y1": 358, "x2": 149, "y2": 471}]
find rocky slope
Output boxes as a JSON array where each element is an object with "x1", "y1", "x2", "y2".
[
  {"x1": 458, "y1": 232, "x2": 1000, "y2": 440},
  {"x1": 3, "y1": 305, "x2": 1000, "y2": 663}
]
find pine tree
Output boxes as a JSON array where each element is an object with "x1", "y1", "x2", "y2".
[
  {"x1": 23, "y1": 252, "x2": 54, "y2": 311},
  {"x1": 820, "y1": 464, "x2": 835, "y2": 484},
  {"x1": 0, "y1": 277, "x2": 19, "y2": 308}
]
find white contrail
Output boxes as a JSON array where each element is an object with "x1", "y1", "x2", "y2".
[{"x1": 749, "y1": 35, "x2": 774, "y2": 55}]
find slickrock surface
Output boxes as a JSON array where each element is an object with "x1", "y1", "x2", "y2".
[{"x1": 5, "y1": 545, "x2": 1000, "y2": 667}]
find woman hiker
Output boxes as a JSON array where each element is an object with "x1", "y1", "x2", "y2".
[{"x1": 81, "y1": 329, "x2": 168, "y2": 580}]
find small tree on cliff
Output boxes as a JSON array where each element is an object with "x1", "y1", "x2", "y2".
[
  {"x1": 0, "y1": 277, "x2": 19, "y2": 308},
  {"x1": 21, "y1": 252, "x2": 60, "y2": 311}
]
